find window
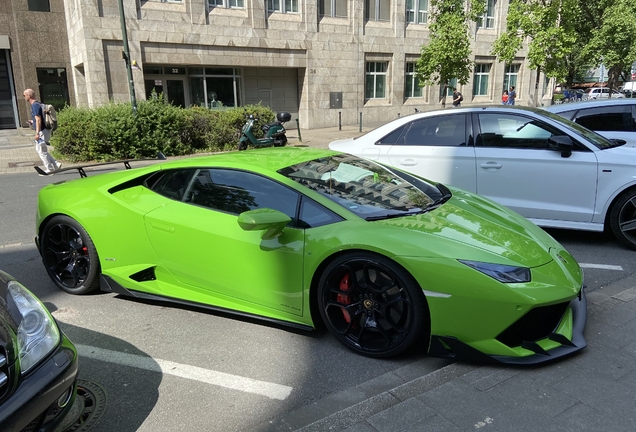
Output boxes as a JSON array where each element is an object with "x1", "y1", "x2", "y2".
[
  {"x1": 401, "y1": 115, "x2": 467, "y2": 146},
  {"x1": 473, "y1": 64, "x2": 490, "y2": 96},
  {"x1": 268, "y1": 0, "x2": 298, "y2": 13},
  {"x1": 574, "y1": 106, "x2": 636, "y2": 132},
  {"x1": 503, "y1": 64, "x2": 519, "y2": 93},
  {"x1": 36, "y1": 68, "x2": 70, "y2": 112},
  {"x1": 366, "y1": 0, "x2": 390, "y2": 21},
  {"x1": 320, "y1": 0, "x2": 347, "y2": 17},
  {"x1": 298, "y1": 198, "x2": 344, "y2": 228},
  {"x1": 188, "y1": 169, "x2": 299, "y2": 219},
  {"x1": 208, "y1": 0, "x2": 243, "y2": 9},
  {"x1": 439, "y1": 78, "x2": 458, "y2": 99},
  {"x1": 365, "y1": 62, "x2": 388, "y2": 99},
  {"x1": 406, "y1": 0, "x2": 428, "y2": 24},
  {"x1": 477, "y1": 114, "x2": 562, "y2": 149},
  {"x1": 405, "y1": 63, "x2": 422, "y2": 98},
  {"x1": 28, "y1": 0, "x2": 50, "y2": 11},
  {"x1": 476, "y1": 0, "x2": 494, "y2": 29},
  {"x1": 187, "y1": 68, "x2": 242, "y2": 108}
]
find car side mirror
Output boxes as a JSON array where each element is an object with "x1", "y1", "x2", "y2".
[
  {"x1": 548, "y1": 135, "x2": 573, "y2": 158},
  {"x1": 237, "y1": 208, "x2": 291, "y2": 240}
]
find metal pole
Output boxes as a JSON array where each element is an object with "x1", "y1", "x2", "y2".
[
  {"x1": 118, "y1": 0, "x2": 137, "y2": 113},
  {"x1": 359, "y1": 112, "x2": 362, "y2": 133},
  {"x1": 295, "y1": 118, "x2": 302, "y2": 143},
  {"x1": 338, "y1": 111, "x2": 341, "y2": 130}
]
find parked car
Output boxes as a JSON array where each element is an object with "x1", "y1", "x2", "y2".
[
  {"x1": 35, "y1": 148, "x2": 586, "y2": 363},
  {"x1": 583, "y1": 87, "x2": 625, "y2": 99},
  {"x1": 0, "y1": 270, "x2": 78, "y2": 432},
  {"x1": 545, "y1": 98, "x2": 636, "y2": 147},
  {"x1": 329, "y1": 105, "x2": 636, "y2": 250}
]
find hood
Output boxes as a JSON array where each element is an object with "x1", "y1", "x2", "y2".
[
  {"x1": 380, "y1": 189, "x2": 556, "y2": 267},
  {"x1": 329, "y1": 137, "x2": 358, "y2": 151}
]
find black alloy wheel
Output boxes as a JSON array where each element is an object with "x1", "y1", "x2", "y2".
[
  {"x1": 610, "y1": 190, "x2": 636, "y2": 250},
  {"x1": 317, "y1": 253, "x2": 428, "y2": 358},
  {"x1": 40, "y1": 215, "x2": 101, "y2": 294}
]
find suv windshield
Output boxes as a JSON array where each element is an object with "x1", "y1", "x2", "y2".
[{"x1": 278, "y1": 154, "x2": 447, "y2": 221}]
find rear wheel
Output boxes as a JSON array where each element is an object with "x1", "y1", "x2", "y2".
[
  {"x1": 40, "y1": 215, "x2": 100, "y2": 294},
  {"x1": 317, "y1": 252, "x2": 428, "y2": 358},
  {"x1": 609, "y1": 190, "x2": 636, "y2": 250},
  {"x1": 273, "y1": 136, "x2": 287, "y2": 147}
]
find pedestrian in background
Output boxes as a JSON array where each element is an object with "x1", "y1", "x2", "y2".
[
  {"x1": 502, "y1": 90, "x2": 508, "y2": 104},
  {"x1": 452, "y1": 88, "x2": 463, "y2": 107},
  {"x1": 507, "y1": 86, "x2": 516, "y2": 105},
  {"x1": 23, "y1": 89, "x2": 61, "y2": 174}
]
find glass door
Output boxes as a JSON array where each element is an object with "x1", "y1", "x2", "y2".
[{"x1": 166, "y1": 79, "x2": 187, "y2": 108}]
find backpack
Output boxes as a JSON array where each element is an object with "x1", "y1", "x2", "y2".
[{"x1": 41, "y1": 103, "x2": 58, "y2": 131}]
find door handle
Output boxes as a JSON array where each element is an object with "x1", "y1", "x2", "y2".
[
  {"x1": 480, "y1": 162, "x2": 502, "y2": 169},
  {"x1": 399, "y1": 159, "x2": 417, "y2": 166}
]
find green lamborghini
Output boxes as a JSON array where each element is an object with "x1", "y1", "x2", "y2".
[{"x1": 35, "y1": 148, "x2": 586, "y2": 363}]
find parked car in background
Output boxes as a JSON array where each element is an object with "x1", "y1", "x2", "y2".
[
  {"x1": 329, "y1": 105, "x2": 636, "y2": 249},
  {"x1": 584, "y1": 87, "x2": 625, "y2": 99},
  {"x1": 545, "y1": 99, "x2": 636, "y2": 148},
  {"x1": 0, "y1": 270, "x2": 78, "y2": 432}
]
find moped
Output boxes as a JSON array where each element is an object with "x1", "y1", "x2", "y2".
[{"x1": 238, "y1": 111, "x2": 291, "y2": 151}]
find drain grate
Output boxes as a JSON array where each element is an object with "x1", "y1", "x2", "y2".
[
  {"x1": 8, "y1": 161, "x2": 38, "y2": 168},
  {"x1": 59, "y1": 380, "x2": 108, "y2": 432}
]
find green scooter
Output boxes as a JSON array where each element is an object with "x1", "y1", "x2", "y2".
[{"x1": 238, "y1": 111, "x2": 291, "y2": 151}]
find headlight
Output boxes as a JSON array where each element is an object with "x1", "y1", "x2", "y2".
[
  {"x1": 459, "y1": 260, "x2": 531, "y2": 283},
  {"x1": 8, "y1": 280, "x2": 60, "y2": 373}
]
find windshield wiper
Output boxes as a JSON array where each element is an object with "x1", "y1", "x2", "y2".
[{"x1": 365, "y1": 210, "x2": 422, "y2": 221}]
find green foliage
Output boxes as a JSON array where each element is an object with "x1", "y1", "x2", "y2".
[
  {"x1": 415, "y1": 0, "x2": 485, "y2": 104},
  {"x1": 49, "y1": 100, "x2": 277, "y2": 162}
]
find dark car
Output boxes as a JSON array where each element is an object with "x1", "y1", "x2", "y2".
[{"x1": 0, "y1": 270, "x2": 78, "y2": 432}]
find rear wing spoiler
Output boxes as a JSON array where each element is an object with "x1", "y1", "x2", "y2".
[{"x1": 35, "y1": 152, "x2": 167, "y2": 178}]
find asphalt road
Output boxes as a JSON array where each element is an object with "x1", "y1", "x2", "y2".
[{"x1": 1, "y1": 170, "x2": 634, "y2": 431}]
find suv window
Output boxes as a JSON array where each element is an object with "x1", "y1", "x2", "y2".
[{"x1": 574, "y1": 106, "x2": 635, "y2": 132}]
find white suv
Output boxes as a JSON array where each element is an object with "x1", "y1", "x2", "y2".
[{"x1": 584, "y1": 87, "x2": 625, "y2": 99}]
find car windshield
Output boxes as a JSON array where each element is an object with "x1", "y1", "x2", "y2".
[
  {"x1": 278, "y1": 154, "x2": 448, "y2": 220},
  {"x1": 539, "y1": 109, "x2": 616, "y2": 149}
]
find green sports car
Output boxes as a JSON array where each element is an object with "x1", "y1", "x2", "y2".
[{"x1": 35, "y1": 148, "x2": 586, "y2": 363}]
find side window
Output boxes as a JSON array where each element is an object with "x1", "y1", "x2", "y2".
[
  {"x1": 477, "y1": 113, "x2": 561, "y2": 149},
  {"x1": 150, "y1": 169, "x2": 197, "y2": 201},
  {"x1": 574, "y1": 106, "x2": 632, "y2": 132},
  {"x1": 552, "y1": 109, "x2": 577, "y2": 121},
  {"x1": 298, "y1": 197, "x2": 344, "y2": 228},
  {"x1": 377, "y1": 124, "x2": 408, "y2": 145},
  {"x1": 400, "y1": 115, "x2": 466, "y2": 146},
  {"x1": 188, "y1": 169, "x2": 300, "y2": 220}
]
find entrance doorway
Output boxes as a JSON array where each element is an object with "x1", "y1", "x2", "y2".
[{"x1": 0, "y1": 50, "x2": 18, "y2": 129}]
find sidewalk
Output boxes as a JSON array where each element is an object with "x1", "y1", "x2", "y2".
[
  {"x1": 251, "y1": 279, "x2": 636, "y2": 432},
  {"x1": 0, "y1": 121, "x2": 385, "y2": 175}
]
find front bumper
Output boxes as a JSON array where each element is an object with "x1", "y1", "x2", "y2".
[
  {"x1": 0, "y1": 336, "x2": 78, "y2": 432},
  {"x1": 429, "y1": 289, "x2": 587, "y2": 365}
]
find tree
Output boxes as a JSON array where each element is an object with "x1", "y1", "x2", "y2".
[
  {"x1": 415, "y1": 0, "x2": 486, "y2": 108},
  {"x1": 491, "y1": 0, "x2": 578, "y2": 106},
  {"x1": 580, "y1": 0, "x2": 636, "y2": 94}
]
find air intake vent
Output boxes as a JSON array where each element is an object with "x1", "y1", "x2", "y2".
[
  {"x1": 496, "y1": 302, "x2": 569, "y2": 347},
  {"x1": 130, "y1": 267, "x2": 156, "y2": 282}
]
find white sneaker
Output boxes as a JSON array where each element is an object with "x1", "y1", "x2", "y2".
[{"x1": 56, "y1": 162, "x2": 62, "y2": 170}]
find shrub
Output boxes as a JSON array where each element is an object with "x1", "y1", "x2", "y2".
[{"x1": 49, "y1": 99, "x2": 277, "y2": 162}]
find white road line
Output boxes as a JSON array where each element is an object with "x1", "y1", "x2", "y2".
[
  {"x1": 76, "y1": 345, "x2": 292, "y2": 400},
  {"x1": 579, "y1": 263, "x2": 623, "y2": 271}
]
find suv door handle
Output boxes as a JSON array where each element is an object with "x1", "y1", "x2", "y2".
[
  {"x1": 399, "y1": 159, "x2": 417, "y2": 166},
  {"x1": 480, "y1": 162, "x2": 502, "y2": 169}
]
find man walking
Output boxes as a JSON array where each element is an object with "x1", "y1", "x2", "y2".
[
  {"x1": 452, "y1": 88, "x2": 463, "y2": 107},
  {"x1": 23, "y1": 89, "x2": 61, "y2": 174},
  {"x1": 507, "y1": 86, "x2": 516, "y2": 105}
]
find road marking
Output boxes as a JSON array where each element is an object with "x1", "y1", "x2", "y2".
[
  {"x1": 579, "y1": 263, "x2": 623, "y2": 271},
  {"x1": 76, "y1": 345, "x2": 292, "y2": 400}
]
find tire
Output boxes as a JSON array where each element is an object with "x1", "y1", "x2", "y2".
[
  {"x1": 238, "y1": 141, "x2": 248, "y2": 151},
  {"x1": 40, "y1": 215, "x2": 101, "y2": 294},
  {"x1": 273, "y1": 136, "x2": 287, "y2": 147},
  {"x1": 317, "y1": 252, "x2": 428, "y2": 358},
  {"x1": 609, "y1": 190, "x2": 636, "y2": 250}
]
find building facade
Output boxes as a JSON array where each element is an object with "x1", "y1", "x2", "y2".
[{"x1": 1, "y1": 0, "x2": 554, "y2": 130}]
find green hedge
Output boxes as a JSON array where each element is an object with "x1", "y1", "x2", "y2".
[{"x1": 50, "y1": 98, "x2": 277, "y2": 162}]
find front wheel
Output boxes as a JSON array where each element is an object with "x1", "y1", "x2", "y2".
[
  {"x1": 40, "y1": 215, "x2": 101, "y2": 294},
  {"x1": 238, "y1": 141, "x2": 248, "y2": 151},
  {"x1": 609, "y1": 190, "x2": 636, "y2": 250},
  {"x1": 317, "y1": 253, "x2": 428, "y2": 358}
]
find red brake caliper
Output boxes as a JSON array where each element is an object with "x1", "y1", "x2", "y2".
[{"x1": 337, "y1": 273, "x2": 352, "y2": 323}]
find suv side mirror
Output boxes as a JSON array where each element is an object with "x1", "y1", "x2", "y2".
[{"x1": 548, "y1": 135, "x2": 574, "y2": 158}]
